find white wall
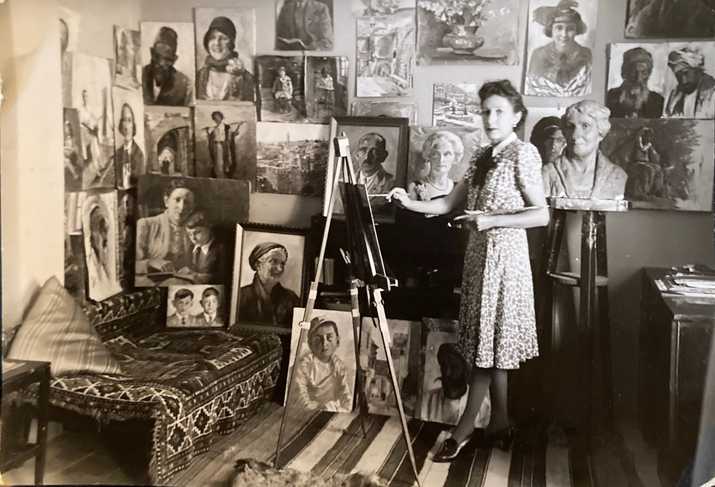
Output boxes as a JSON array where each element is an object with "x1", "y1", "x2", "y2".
[{"x1": 0, "y1": 0, "x2": 141, "y2": 327}]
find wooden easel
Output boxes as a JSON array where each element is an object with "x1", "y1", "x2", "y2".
[
  {"x1": 274, "y1": 134, "x2": 422, "y2": 487},
  {"x1": 539, "y1": 198, "x2": 629, "y2": 437}
]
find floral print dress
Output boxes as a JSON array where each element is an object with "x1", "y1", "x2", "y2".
[{"x1": 458, "y1": 138, "x2": 541, "y2": 370}]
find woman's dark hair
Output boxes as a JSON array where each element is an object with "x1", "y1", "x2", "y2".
[
  {"x1": 471, "y1": 80, "x2": 528, "y2": 188},
  {"x1": 478, "y1": 79, "x2": 528, "y2": 130},
  {"x1": 437, "y1": 343, "x2": 468, "y2": 400},
  {"x1": 163, "y1": 179, "x2": 194, "y2": 200}
]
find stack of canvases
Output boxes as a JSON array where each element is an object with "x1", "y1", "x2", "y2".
[{"x1": 59, "y1": 3, "x2": 351, "y2": 323}]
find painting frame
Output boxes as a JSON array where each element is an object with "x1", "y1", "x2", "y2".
[
  {"x1": 229, "y1": 222, "x2": 309, "y2": 332},
  {"x1": 323, "y1": 116, "x2": 409, "y2": 224}
]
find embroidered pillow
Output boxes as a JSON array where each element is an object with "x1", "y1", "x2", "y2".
[{"x1": 6, "y1": 276, "x2": 123, "y2": 376}]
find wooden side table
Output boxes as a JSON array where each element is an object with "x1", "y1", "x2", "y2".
[{"x1": 1, "y1": 359, "x2": 50, "y2": 485}]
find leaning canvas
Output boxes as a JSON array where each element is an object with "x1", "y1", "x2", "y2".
[
  {"x1": 525, "y1": 0, "x2": 599, "y2": 97},
  {"x1": 601, "y1": 118, "x2": 715, "y2": 211},
  {"x1": 418, "y1": 318, "x2": 490, "y2": 426},
  {"x1": 416, "y1": 0, "x2": 520, "y2": 65},
  {"x1": 71, "y1": 53, "x2": 115, "y2": 189},
  {"x1": 82, "y1": 191, "x2": 122, "y2": 302},
  {"x1": 256, "y1": 55, "x2": 307, "y2": 123},
  {"x1": 359, "y1": 318, "x2": 421, "y2": 418},
  {"x1": 625, "y1": 0, "x2": 715, "y2": 38},
  {"x1": 285, "y1": 308, "x2": 356, "y2": 413},
  {"x1": 194, "y1": 102, "x2": 257, "y2": 180},
  {"x1": 144, "y1": 106, "x2": 195, "y2": 177},
  {"x1": 256, "y1": 122, "x2": 330, "y2": 196},
  {"x1": 356, "y1": 10, "x2": 415, "y2": 97},
  {"x1": 113, "y1": 87, "x2": 146, "y2": 189},
  {"x1": 113, "y1": 26, "x2": 142, "y2": 90},
  {"x1": 140, "y1": 22, "x2": 195, "y2": 106}
]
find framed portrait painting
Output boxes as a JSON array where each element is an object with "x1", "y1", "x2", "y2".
[
  {"x1": 167, "y1": 284, "x2": 227, "y2": 329},
  {"x1": 229, "y1": 223, "x2": 308, "y2": 331},
  {"x1": 323, "y1": 116, "x2": 409, "y2": 223}
]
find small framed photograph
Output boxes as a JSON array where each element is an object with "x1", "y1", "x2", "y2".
[
  {"x1": 323, "y1": 116, "x2": 409, "y2": 223},
  {"x1": 167, "y1": 284, "x2": 227, "y2": 328},
  {"x1": 229, "y1": 223, "x2": 308, "y2": 331}
]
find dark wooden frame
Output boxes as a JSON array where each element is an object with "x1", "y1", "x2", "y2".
[
  {"x1": 229, "y1": 222, "x2": 309, "y2": 333},
  {"x1": 323, "y1": 116, "x2": 409, "y2": 223}
]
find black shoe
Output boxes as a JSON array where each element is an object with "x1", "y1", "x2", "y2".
[
  {"x1": 487, "y1": 426, "x2": 515, "y2": 451},
  {"x1": 433, "y1": 437, "x2": 469, "y2": 463}
]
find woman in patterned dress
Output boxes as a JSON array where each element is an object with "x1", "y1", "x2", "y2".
[{"x1": 388, "y1": 80, "x2": 549, "y2": 462}]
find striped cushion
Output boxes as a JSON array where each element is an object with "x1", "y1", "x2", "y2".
[{"x1": 6, "y1": 277, "x2": 123, "y2": 376}]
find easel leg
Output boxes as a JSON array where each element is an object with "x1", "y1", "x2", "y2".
[
  {"x1": 579, "y1": 211, "x2": 598, "y2": 439},
  {"x1": 349, "y1": 280, "x2": 368, "y2": 438},
  {"x1": 372, "y1": 288, "x2": 422, "y2": 487}
]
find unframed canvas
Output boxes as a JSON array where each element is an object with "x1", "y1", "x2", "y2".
[
  {"x1": 256, "y1": 122, "x2": 329, "y2": 196},
  {"x1": 82, "y1": 191, "x2": 122, "y2": 302},
  {"x1": 284, "y1": 307, "x2": 356, "y2": 413},
  {"x1": 144, "y1": 105, "x2": 195, "y2": 177}
]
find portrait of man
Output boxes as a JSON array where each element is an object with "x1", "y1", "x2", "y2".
[
  {"x1": 287, "y1": 313, "x2": 356, "y2": 413},
  {"x1": 529, "y1": 116, "x2": 566, "y2": 165},
  {"x1": 664, "y1": 46, "x2": 715, "y2": 119},
  {"x1": 193, "y1": 287, "x2": 225, "y2": 327},
  {"x1": 354, "y1": 132, "x2": 394, "y2": 214},
  {"x1": 275, "y1": 0, "x2": 334, "y2": 51},
  {"x1": 167, "y1": 287, "x2": 197, "y2": 327},
  {"x1": 606, "y1": 46, "x2": 665, "y2": 119},
  {"x1": 238, "y1": 242, "x2": 301, "y2": 327},
  {"x1": 194, "y1": 103, "x2": 256, "y2": 180},
  {"x1": 113, "y1": 88, "x2": 145, "y2": 189},
  {"x1": 141, "y1": 22, "x2": 195, "y2": 106}
]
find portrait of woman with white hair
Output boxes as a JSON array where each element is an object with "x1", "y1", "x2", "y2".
[{"x1": 542, "y1": 100, "x2": 628, "y2": 200}]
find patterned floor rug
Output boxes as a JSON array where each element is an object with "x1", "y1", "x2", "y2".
[{"x1": 169, "y1": 402, "x2": 584, "y2": 487}]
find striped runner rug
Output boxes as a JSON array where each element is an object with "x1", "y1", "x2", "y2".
[{"x1": 169, "y1": 402, "x2": 586, "y2": 487}]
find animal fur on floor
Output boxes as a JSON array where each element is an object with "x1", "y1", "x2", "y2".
[{"x1": 229, "y1": 459, "x2": 389, "y2": 487}]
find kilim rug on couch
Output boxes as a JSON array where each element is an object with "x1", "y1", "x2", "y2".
[{"x1": 169, "y1": 402, "x2": 586, "y2": 487}]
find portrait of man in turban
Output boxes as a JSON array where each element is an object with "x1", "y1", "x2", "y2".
[
  {"x1": 606, "y1": 46, "x2": 665, "y2": 119},
  {"x1": 238, "y1": 241, "x2": 301, "y2": 327},
  {"x1": 664, "y1": 46, "x2": 715, "y2": 119}
]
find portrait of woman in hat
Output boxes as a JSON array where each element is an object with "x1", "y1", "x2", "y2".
[
  {"x1": 526, "y1": 0, "x2": 594, "y2": 97},
  {"x1": 196, "y1": 15, "x2": 255, "y2": 102},
  {"x1": 238, "y1": 241, "x2": 301, "y2": 327}
]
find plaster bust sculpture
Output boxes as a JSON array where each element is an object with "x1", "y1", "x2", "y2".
[{"x1": 542, "y1": 100, "x2": 628, "y2": 200}]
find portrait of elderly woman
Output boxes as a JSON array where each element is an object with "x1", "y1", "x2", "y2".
[
  {"x1": 406, "y1": 129, "x2": 482, "y2": 202},
  {"x1": 235, "y1": 229, "x2": 305, "y2": 327},
  {"x1": 135, "y1": 179, "x2": 196, "y2": 286},
  {"x1": 82, "y1": 193, "x2": 122, "y2": 301},
  {"x1": 195, "y1": 11, "x2": 256, "y2": 102},
  {"x1": 542, "y1": 100, "x2": 628, "y2": 200},
  {"x1": 525, "y1": 0, "x2": 596, "y2": 97},
  {"x1": 663, "y1": 46, "x2": 715, "y2": 119}
]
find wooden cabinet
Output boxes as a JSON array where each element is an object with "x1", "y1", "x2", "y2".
[{"x1": 639, "y1": 268, "x2": 714, "y2": 485}]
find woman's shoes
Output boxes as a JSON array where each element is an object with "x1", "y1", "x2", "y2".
[
  {"x1": 486, "y1": 426, "x2": 515, "y2": 451},
  {"x1": 433, "y1": 436, "x2": 470, "y2": 463}
]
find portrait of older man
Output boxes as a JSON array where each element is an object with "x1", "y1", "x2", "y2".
[
  {"x1": 354, "y1": 132, "x2": 395, "y2": 214},
  {"x1": 606, "y1": 47, "x2": 665, "y2": 119},
  {"x1": 142, "y1": 25, "x2": 193, "y2": 106},
  {"x1": 238, "y1": 242, "x2": 301, "y2": 327},
  {"x1": 275, "y1": 0, "x2": 334, "y2": 51},
  {"x1": 664, "y1": 46, "x2": 715, "y2": 119}
]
